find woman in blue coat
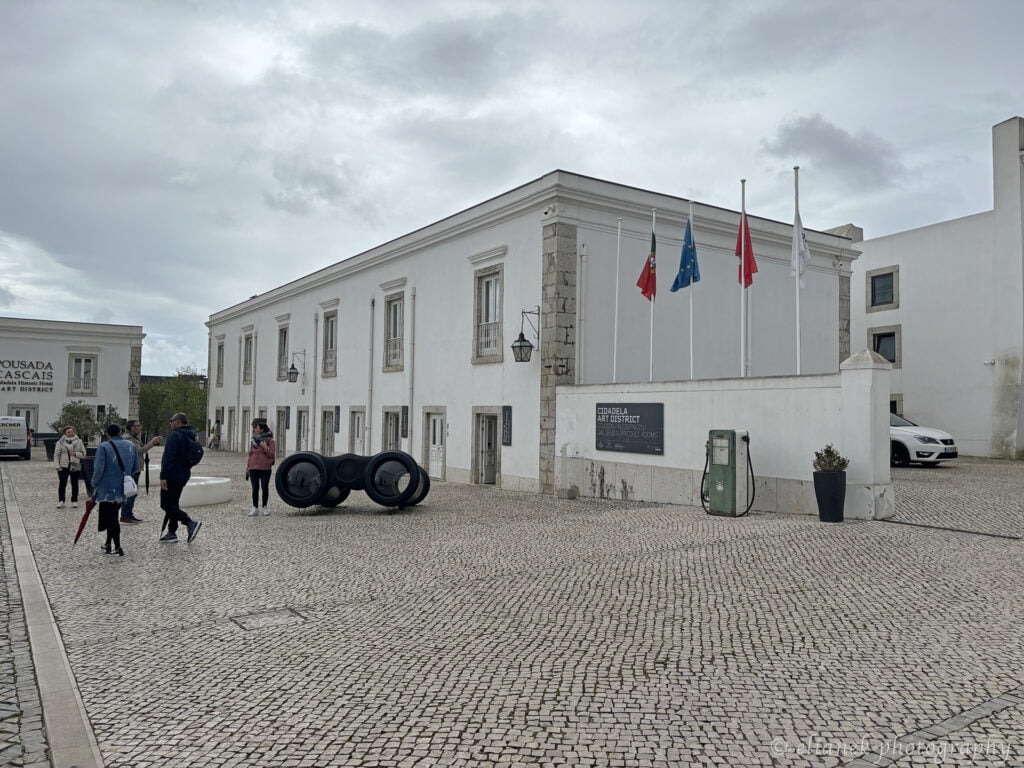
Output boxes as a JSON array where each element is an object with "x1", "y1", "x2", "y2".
[{"x1": 91, "y1": 423, "x2": 140, "y2": 556}]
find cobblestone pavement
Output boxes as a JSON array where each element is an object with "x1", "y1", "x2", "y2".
[{"x1": 2, "y1": 451, "x2": 1022, "y2": 767}]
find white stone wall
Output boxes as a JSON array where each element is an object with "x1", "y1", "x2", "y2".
[
  {"x1": 850, "y1": 117, "x2": 1024, "y2": 458},
  {"x1": 554, "y1": 351, "x2": 894, "y2": 520},
  {"x1": 0, "y1": 318, "x2": 144, "y2": 431}
]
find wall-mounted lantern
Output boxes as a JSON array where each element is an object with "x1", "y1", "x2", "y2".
[{"x1": 511, "y1": 306, "x2": 540, "y2": 363}]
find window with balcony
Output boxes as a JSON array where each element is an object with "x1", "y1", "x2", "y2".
[
  {"x1": 473, "y1": 266, "x2": 503, "y2": 363},
  {"x1": 277, "y1": 326, "x2": 289, "y2": 380},
  {"x1": 68, "y1": 355, "x2": 97, "y2": 395},
  {"x1": 323, "y1": 311, "x2": 337, "y2": 376},
  {"x1": 384, "y1": 293, "x2": 403, "y2": 371}
]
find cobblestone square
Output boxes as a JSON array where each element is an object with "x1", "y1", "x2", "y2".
[{"x1": 1, "y1": 451, "x2": 1022, "y2": 767}]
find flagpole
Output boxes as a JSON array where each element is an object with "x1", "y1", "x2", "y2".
[
  {"x1": 794, "y1": 166, "x2": 802, "y2": 375},
  {"x1": 613, "y1": 217, "x2": 622, "y2": 384},
  {"x1": 740, "y1": 180, "x2": 746, "y2": 378},
  {"x1": 688, "y1": 201, "x2": 695, "y2": 380},
  {"x1": 650, "y1": 209, "x2": 656, "y2": 383}
]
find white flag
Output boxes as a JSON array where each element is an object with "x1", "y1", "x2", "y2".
[{"x1": 791, "y1": 209, "x2": 811, "y2": 286}]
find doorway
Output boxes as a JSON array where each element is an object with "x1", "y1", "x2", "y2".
[
  {"x1": 383, "y1": 409, "x2": 401, "y2": 451},
  {"x1": 350, "y1": 409, "x2": 365, "y2": 455},
  {"x1": 475, "y1": 412, "x2": 498, "y2": 485},
  {"x1": 426, "y1": 412, "x2": 445, "y2": 480},
  {"x1": 320, "y1": 409, "x2": 335, "y2": 455},
  {"x1": 275, "y1": 408, "x2": 288, "y2": 459},
  {"x1": 296, "y1": 408, "x2": 309, "y2": 452}
]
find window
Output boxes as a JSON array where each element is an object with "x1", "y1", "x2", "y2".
[
  {"x1": 216, "y1": 342, "x2": 225, "y2": 387},
  {"x1": 384, "y1": 293, "x2": 403, "y2": 370},
  {"x1": 889, "y1": 394, "x2": 903, "y2": 415},
  {"x1": 323, "y1": 311, "x2": 337, "y2": 376},
  {"x1": 866, "y1": 266, "x2": 899, "y2": 312},
  {"x1": 68, "y1": 355, "x2": 97, "y2": 395},
  {"x1": 473, "y1": 266, "x2": 503, "y2": 363},
  {"x1": 869, "y1": 324, "x2": 901, "y2": 368},
  {"x1": 277, "y1": 326, "x2": 289, "y2": 380},
  {"x1": 242, "y1": 334, "x2": 254, "y2": 384}
]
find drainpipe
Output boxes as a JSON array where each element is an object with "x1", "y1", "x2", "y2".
[
  {"x1": 408, "y1": 286, "x2": 416, "y2": 459},
  {"x1": 235, "y1": 334, "x2": 243, "y2": 450},
  {"x1": 252, "y1": 331, "x2": 258, "y2": 417},
  {"x1": 367, "y1": 297, "x2": 375, "y2": 454},
  {"x1": 577, "y1": 242, "x2": 586, "y2": 385},
  {"x1": 311, "y1": 313, "x2": 319, "y2": 452}
]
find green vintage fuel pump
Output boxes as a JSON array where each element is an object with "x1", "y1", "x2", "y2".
[{"x1": 701, "y1": 429, "x2": 755, "y2": 517}]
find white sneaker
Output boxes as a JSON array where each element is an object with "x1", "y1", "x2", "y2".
[
  {"x1": 56, "y1": 502, "x2": 65, "y2": 509},
  {"x1": 261, "y1": 507, "x2": 270, "y2": 516},
  {"x1": 247, "y1": 507, "x2": 259, "y2": 517},
  {"x1": 71, "y1": 502, "x2": 78, "y2": 508}
]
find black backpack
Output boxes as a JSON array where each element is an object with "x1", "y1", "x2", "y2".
[{"x1": 187, "y1": 437, "x2": 204, "y2": 467}]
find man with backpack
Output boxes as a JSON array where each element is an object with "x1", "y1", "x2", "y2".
[{"x1": 159, "y1": 412, "x2": 203, "y2": 544}]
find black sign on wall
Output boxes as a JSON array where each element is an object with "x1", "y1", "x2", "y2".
[
  {"x1": 595, "y1": 402, "x2": 664, "y2": 455},
  {"x1": 501, "y1": 405, "x2": 512, "y2": 446},
  {"x1": 401, "y1": 406, "x2": 409, "y2": 438}
]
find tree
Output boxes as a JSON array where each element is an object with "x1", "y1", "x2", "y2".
[
  {"x1": 48, "y1": 401, "x2": 123, "y2": 445},
  {"x1": 139, "y1": 366, "x2": 208, "y2": 438}
]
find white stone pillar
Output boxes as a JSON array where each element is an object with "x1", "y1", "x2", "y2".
[{"x1": 840, "y1": 349, "x2": 895, "y2": 520}]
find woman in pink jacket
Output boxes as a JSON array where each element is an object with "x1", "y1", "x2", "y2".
[{"x1": 245, "y1": 421, "x2": 276, "y2": 516}]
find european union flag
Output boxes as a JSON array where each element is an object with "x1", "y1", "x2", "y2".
[{"x1": 670, "y1": 218, "x2": 701, "y2": 291}]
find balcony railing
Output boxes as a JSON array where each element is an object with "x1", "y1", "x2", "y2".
[
  {"x1": 243, "y1": 362, "x2": 253, "y2": 383},
  {"x1": 323, "y1": 347, "x2": 337, "y2": 374},
  {"x1": 278, "y1": 354, "x2": 289, "y2": 379},
  {"x1": 70, "y1": 377, "x2": 96, "y2": 393},
  {"x1": 385, "y1": 337, "x2": 403, "y2": 367},
  {"x1": 476, "y1": 322, "x2": 500, "y2": 357}
]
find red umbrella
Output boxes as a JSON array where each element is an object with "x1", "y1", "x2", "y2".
[{"x1": 73, "y1": 499, "x2": 96, "y2": 546}]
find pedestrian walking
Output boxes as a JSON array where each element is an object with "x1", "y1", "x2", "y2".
[
  {"x1": 54, "y1": 426, "x2": 86, "y2": 508},
  {"x1": 159, "y1": 412, "x2": 202, "y2": 544},
  {"x1": 91, "y1": 423, "x2": 139, "y2": 557},
  {"x1": 245, "y1": 420, "x2": 276, "y2": 516},
  {"x1": 120, "y1": 419, "x2": 161, "y2": 523}
]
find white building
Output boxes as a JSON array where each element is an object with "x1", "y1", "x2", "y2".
[
  {"x1": 0, "y1": 317, "x2": 145, "y2": 432},
  {"x1": 850, "y1": 117, "x2": 1024, "y2": 459},
  {"x1": 207, "y1": 171, "x2": 878, "y2": 506}
]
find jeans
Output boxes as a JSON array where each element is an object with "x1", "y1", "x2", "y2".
[
  {"x1": 57, "y1": 468, "x2": 81, "y2": 503},
  {"x1": 249, "y1": 469, "x2": 271, "y2": 508},
  {"x1": 120, "y1": 472, "x2": 142, "y2": 519}
]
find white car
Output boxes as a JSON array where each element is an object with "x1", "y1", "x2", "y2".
[{"x1": 890, "y1": 413, "x2": 958, "y2": 467}]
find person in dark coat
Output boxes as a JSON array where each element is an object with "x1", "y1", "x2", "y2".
[
  {"x1": 91, "y1": 423, "x2": 139, "y2": 557},
  {"x1": 159, "y1": 412, "x2": 202, "y2": 544}
]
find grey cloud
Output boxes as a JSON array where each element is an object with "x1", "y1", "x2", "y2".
[
  {"x1": 762, "y1": 114, "x2": 908, "y2": 190},
  {"x1": 0, "y1": 283, "x2": 14, "y2": 307},
  {"x1": 262, "y1": 153, "x2": 378, "y2": 222}
]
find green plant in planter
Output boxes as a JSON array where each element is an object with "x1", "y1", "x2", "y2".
[{"x1": 813, "y1": 444, "x2": 849, "y2": 472}]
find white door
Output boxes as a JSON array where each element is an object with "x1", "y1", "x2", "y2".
[
  {"x1": 297, "y1": 410, "x2": 309, "y2": 452},
  {"x1": 428, "y1": 414, "x2": 445, "y2": 479},
  {"x1": 320, "y1": 411, "x2": 335, "y2": 455},
  {"x1": 276, "y1": 409, "x2": 288, "y2": 458},
  {"x1": 8, "y1": 406, "x2": 38, "y2": 432},
  {"x1": 350, "y1": 410, "x2": 365, "y2": 455},
  {"x1": 384, "y1": 411, "x2": 401, "y2": 451},
  {"x1": 478, "y1": 415, "x2": 497, "y2": 484}
]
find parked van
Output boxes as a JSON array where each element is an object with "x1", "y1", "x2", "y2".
[{"x1": 0, "y1": 416, "x2": 31, "y2": 460}]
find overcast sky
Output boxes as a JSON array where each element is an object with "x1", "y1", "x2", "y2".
[{"x1": 1, "y1": 0, "x2": 1022, "y2": 375}]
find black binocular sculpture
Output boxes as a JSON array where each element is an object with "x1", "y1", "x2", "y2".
[{"x1": 274, "y1": 450, "x2": 430, "y2": 509}]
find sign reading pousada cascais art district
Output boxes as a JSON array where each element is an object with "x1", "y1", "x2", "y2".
[
  {"x1": 595, "y1": 402, "x2": 664, "y2": 455},
  {"x1": 0, "y1": 360, "x2": 55, "y2": 392}
]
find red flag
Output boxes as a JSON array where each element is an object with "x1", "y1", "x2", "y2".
[
  {"x1": 735, "y1": 214, "x2": 758, "y2": 288},
  {"x1": 636, "y1": 232, "x2": 656, "y2": 301}
]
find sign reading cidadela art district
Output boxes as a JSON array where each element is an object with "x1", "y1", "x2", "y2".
[
  {"x1": 0, "y1": 360, "x2": 55, "y2": 392},
  {"x1": 595, "y1": 403, "x2": 664, "y2": 455}
]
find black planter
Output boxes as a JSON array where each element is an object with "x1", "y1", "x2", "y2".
[{"x1": 813, "y1": 471, "x2": 846, "y2": 523}]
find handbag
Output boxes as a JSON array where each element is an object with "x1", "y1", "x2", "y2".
[{"x1": 111, "y1": 442, "x2": 139, "y2": 497}]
